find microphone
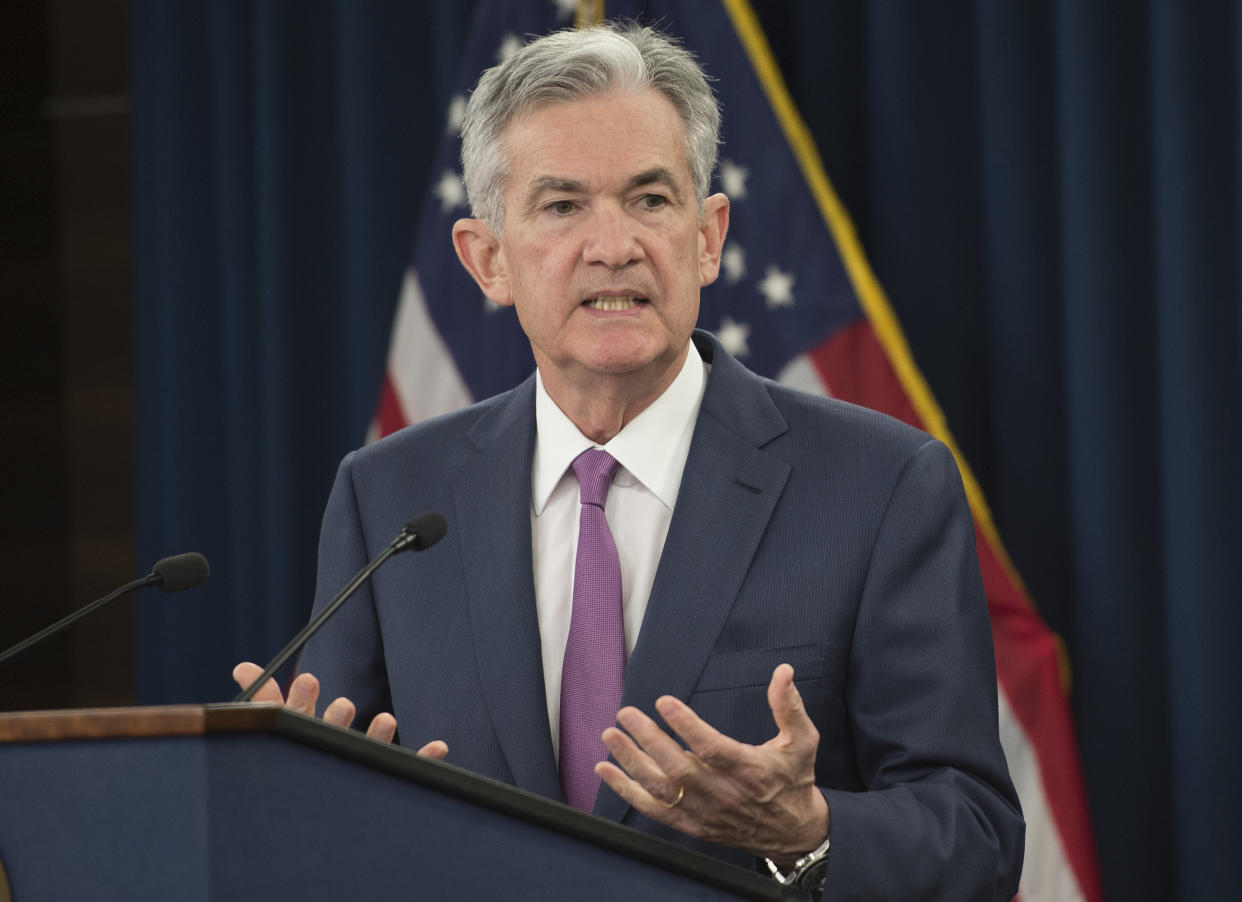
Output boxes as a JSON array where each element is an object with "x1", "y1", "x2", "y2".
[
  {"x1": 0, "y1": 552, "x2": 210, "y2": 666},
  {"x1": 234, "y1": 513, "x2": 447, "y2": 703},
  {"x1": 151, "y1": 552, "x2": 212, "y2": 593}
]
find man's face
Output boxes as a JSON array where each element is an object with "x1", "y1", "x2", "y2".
[{"x1": 456, "y1": 89, "x2": 728, "y2": 400}]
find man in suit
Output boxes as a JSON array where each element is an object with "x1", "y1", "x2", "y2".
[{"x1": 237, "y1": 22, "x2": 1023, "y2": 899}]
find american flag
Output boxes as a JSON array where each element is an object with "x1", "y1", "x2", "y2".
[{"x1": 371, "y1": 3, "x2": 1102, "y2": 900}]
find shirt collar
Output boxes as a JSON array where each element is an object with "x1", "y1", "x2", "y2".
[{"x1": 532, "y1": 342, "x2": 707, "y2": 514}]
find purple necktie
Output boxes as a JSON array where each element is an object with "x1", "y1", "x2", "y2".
[{"x1": 559, "y1": 449, "x2": 625, "y2": 811}]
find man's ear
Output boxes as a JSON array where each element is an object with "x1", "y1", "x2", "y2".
[
  {"x1": 452, "y1": 218, "x2": 513, "y2": 306},
  {"x1": 697, "y1": 193, "x2": 731, "y2": 287}
]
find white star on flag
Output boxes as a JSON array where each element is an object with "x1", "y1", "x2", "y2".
[
  {"x1": 552, "y1": 0, "x2": 578, "y2": 20},
  {"x1": 446, "y1": 95, "x2": 467, "y2": 134},
  {"x1": 497, "y1": 33, "x2": 523, "y2": 62},
  {"x1": 722, "y1": 243, "x2": 747, "y2": 284},
  {"x1": 433, "y1": 169, "x2": 467, "y2": 214},
  {"x1": 715, "y1": 316, "x2": 751, "y2": 357},
  {"x1": 719, "y1": 159, "x2": 749, "y2": 199},
  {"x1": 758, "y1": 265, "x2": 796, "y2": 308}
]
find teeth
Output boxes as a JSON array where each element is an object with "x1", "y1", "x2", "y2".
[{"x1": 585, "y1": 296, "x2": 641, "y2": 311}]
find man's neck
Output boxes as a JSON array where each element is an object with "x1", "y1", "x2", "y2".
[{"x1": 536, "y1": 346, "x2": 692, "y2": 445}]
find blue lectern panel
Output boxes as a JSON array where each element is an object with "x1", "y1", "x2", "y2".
[{"x1": 0, "y1": 721, "x2": 777, "y2": 901}]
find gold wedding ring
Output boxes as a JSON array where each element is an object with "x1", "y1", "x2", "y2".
[{"x1": 662, "y1": 785, "x2": 685, "y2": 808}]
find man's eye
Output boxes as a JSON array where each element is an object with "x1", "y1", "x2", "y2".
[
  {"x1": 548, "y1": 200, "x2": 576, "y2": 215},
  {"x1": 640, "y1": 194, "x2": 667, "y2": 209}
]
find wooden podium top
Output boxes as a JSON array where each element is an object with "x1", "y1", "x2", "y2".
[
  {"x1": 0, "y1": 703, "x2": 283, "y2": 742},
  {"x1": 0, "y1": 702, "x2": 282, "y2": 743}
]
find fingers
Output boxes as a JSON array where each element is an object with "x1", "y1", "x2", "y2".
[
  {"x1": 283, "y1": 672, "x2": 322, "y2": 717},
  {"x1": 315, "y1": 696, "x2": 405, "y2": 748},
  {"x1": 766, "y1": 664, "x2": 820, "y2": 751},
  {"x1": 323, "y1": 695, "x2": 356, "y2": 729},
  {"x1": 596, "y1": 759, "x2": 690, "y2": 824},
  {"x1": 599, "y1": 705, "x2": 728, "y2": 828},
  {"x1": 232, "y1": 663, "x2": 322, "y2": 717},
  {"x1": 416, "y1": 739, "x2": 449, "y2": 760},
  {"x1": 230, "y1": 662, "x2": 417, "y2": 754},
  {"x1": 598, "y1": 708, "x2": 690, "y2": 822},
  {"x1": 600, "y1": 718, "x2": 685, "y2": 804},
  {"x1": 603, "y1": 699, "x2": 747, "y2": 799},
  {"x1": 232, "y1": 661, "x2": 285, "y2": 704},
  {"x1": 654, "y1": 695, "x2": 743, "y2": 771},
  {"x1": 618, "y1": 706, "x2": 702, "y2": 779},
  {"x1": 597, "y1": 667, "x2": 827, "y2": 858},
  {"x1": 365, "y1": 712, "x2": 398, "y2": 744}
]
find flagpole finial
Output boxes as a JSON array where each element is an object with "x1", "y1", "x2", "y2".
[{"x1": 575, "y1": 0, "x2": 605, "y2": 28}]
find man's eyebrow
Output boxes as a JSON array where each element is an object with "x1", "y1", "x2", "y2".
[
  {"x1": 523, "y1": 176, "x2": 585, "y2": 214},
  {"x1": 521, "y1": 169, "x2": 686, "y2": 215},
  {"x1": 627, "y1": 167, "x2": 684, "y2": 202}
]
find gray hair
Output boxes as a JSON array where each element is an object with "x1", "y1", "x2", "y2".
[{"x1": 460, "y1": 21, "x2": 721, "y2": 233}]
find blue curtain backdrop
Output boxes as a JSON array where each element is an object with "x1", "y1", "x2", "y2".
[{"x1": 130, "y1": 2, "x2": 1241, "y2": 899}]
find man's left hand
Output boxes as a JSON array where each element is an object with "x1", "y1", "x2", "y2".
[{"x1": 595, "y1": 663, "x2": 829, "y2": 864}]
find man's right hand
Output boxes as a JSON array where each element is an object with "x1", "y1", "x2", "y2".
[{"x1": 232, "y1": 661, "x2": 449, "y2": 759}]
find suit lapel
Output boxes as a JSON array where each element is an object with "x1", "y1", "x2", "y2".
[
  {"x1": 452, "y1": 378, "x2": 562, "y2": 800},
  {"x1": 594, "y1": 333, "x2": 791, "y2": 821}
]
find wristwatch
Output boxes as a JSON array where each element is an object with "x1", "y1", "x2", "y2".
[{"x1": 765, "y1": 835, "x2": 830, "y2": 895}]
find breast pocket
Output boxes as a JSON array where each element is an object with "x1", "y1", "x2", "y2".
[
  {"x1": 686, "y1": 643, "x2": 830, "y2": 746},
  {"x1": 693, "y1": 642, "x2": 830, "y2": 693}
]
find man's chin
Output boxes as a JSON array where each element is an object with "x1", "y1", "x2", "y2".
[
  {"x1": 580, "y1": 341, "x2": 687, "y2": 380},
  {"x1": 537, "y1": 331, "x2": 690, "y2": 385}
]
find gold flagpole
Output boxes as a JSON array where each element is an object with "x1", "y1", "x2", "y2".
[{"x1": 576, "y1": 0, "x2": 605, "y2": 27}]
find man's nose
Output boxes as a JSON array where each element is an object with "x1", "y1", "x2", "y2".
[{"x1": 582, "y1": 205, "x2": 643, "y2": 268}]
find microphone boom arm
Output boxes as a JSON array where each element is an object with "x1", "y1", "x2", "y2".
[
  {"x1": 0, "y1": 574, "x2": 157, "y2": 666},
  {"x1": 233, "y1": 513, "x2": 446, "y2": 704},
  {"x1": 0, "y1": 552, "x2": 208, "y2": 668}
]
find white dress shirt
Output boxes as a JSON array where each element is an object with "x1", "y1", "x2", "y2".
[{"x1": 531, "y1": 343, "x2": 707, "y2": 759}]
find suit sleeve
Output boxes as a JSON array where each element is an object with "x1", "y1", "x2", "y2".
[
  {"x1": 296, "y1": 450, "x2": 395, "y2": 725},
  {"x1": 820, "y1": 439, "x2": 1025, "y2": 901}
]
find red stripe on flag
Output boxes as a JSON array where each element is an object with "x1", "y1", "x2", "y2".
[
  {"x1": 977, "y1": 533, "x2": 1103, "y2": 902},
  {"x1": 807, "y1": 319, "x2": 921, "y2": 428},
  {"x1": 375, "y1": 372, "x2": 409, "y2": 439}
]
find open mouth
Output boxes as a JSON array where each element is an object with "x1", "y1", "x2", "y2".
[{"x1": 582, "y1": 296, "x2": 649, "y2": 311}]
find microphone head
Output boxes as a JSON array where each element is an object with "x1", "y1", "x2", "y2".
[
  {"x1": 401, "y1": 513, "x2": 447, "y2": 551},
  {"x1": 150, "y1": 552, "x2": 211, "y2": 593}
]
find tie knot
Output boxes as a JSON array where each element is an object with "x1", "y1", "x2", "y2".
[{"x1": 571, "y1": 449, "x2": 620, "y2": 508}]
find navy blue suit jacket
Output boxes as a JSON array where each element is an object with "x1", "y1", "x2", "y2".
[{"x1": 301, "y1": 331, "x2": 1024, "y2": 900}]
